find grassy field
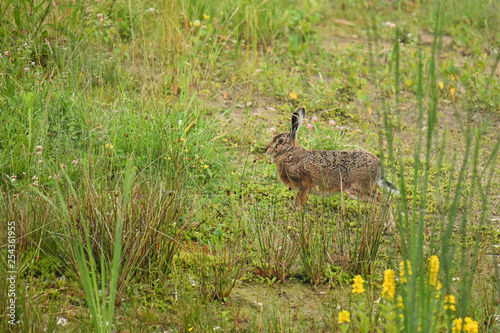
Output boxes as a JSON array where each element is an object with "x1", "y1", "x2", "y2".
[{"x1": 1, "y1": 0, "x2": 500, "y2": 331}]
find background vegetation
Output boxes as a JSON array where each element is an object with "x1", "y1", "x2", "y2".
[{"x1": 1, "y1": 0, "x2": 500, "y2": 331}]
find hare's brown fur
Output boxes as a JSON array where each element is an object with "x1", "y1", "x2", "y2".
[{"x1": 266, "y1": 108, "x2": 398, "y2": 221}]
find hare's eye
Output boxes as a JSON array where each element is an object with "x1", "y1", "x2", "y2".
[{"x1": 278, "y1": 138, "x2": 284, "y2": 144}]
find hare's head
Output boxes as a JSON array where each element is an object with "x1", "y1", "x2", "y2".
[{"x1": 266, "y1": 108, "x2": 305, "y2": 158}]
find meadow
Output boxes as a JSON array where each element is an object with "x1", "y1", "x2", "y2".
[{"x1": 1, "y1": 0, "x2": 500, "y2": 331}]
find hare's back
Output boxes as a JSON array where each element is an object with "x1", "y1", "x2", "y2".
[
  {"x1": 305, "y1": 149, "x2": 381, "y2": 187},
  {"x1": 306, "y1": 149, "x2": 379, "y2": 167}
]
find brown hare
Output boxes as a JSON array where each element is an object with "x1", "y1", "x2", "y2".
[{"x1": 266, "y1": 108, "x2": 399, "y2": 228}]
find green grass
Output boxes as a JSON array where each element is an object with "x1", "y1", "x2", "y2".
[{"x1": 1, "y1": 0, "x2": 500, "y2": 331}]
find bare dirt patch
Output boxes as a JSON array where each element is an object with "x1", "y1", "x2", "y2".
[{"x1": 208, "y1": 85, "x2": 285, "y2": 130}]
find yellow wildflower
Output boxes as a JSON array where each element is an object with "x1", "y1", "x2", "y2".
[
  {"x1": 352, "y1": 275, "x2": 365, "y2": 294},
  {"x1": 338, "y1": 310, "x2": 350, "y2": 324},
  {"x1": 289, "y1": 92, "x2": 297, "y2": 100},
  {"x1": 464, "y1": 317, "x2": 478, "y2": 333},
  {"x1": 429, "y1": 255, "x2": 439, "y2": 287},
  {"x1": 193, "y1": 20, "x2": 201, "y2": 27},
  {"x1": 400, "y1": 260, "x2": 412, "y2": 283},
  {"x1": 452, "y1": 317, "x2": 479, "y2": 333},
  {"x1": 444, "y1": 295, "x2": 456, "y2": 311},
  {"x1": 105, "y1": 143, "x2": 113, "y2": 149},
  {"x1": 180, "y1": 137, "x2": 186, "y2": 142},
  {"x1": 382, "y1": 269, "x2": 396, "y2": 300},
  {"x1": 203, "y1": 14, "x2": 210, "y2": 20},
  {"x1": 397, "y1": 296, "x2": 404, "y2": 309},
  {"x1": 435, "y1": 280, "x2": 442, "y2": 299},
  {"x1": 452, "y1": 318, "x2": 463, "y2": 333}
]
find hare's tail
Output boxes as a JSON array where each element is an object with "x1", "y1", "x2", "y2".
[{"x1": 378, "y1": 178, "x2": 400, "y2": 196}]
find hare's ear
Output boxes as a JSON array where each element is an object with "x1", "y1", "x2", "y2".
[{"x1": 290, "y1": 108, "x2": 305, "y2": 141}]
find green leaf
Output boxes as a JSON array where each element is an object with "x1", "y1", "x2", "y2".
[{"x1": 356, "y1": 90, "x2": 370, "y2": 104}]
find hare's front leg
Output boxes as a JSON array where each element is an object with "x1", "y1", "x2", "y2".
[
  {"x1": 292, "y1": 184, "x2": 310, "y2": 211},
  {"x1": 297, "y1": 186, "x2": 309, "y2": 206}
]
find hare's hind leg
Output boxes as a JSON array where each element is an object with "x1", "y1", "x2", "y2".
[
  {"x1": 342, "y1": 184, "x2": 369, "y2": 217},
  {"x1": 384, "y1": 209, "x2": 396, "y2": 233},
  {"x1": 343, "y1": 183, "x2": 370, "y2": 202},
  {"x1": 369, "y1": 191, "x2": 396, "y2": 233},
  {"x1": 344, "y1": 185, "x2": 396, "y2": 233},
  {"x1": 373, "y1": 191, "x2": 396, "y2": 234}
]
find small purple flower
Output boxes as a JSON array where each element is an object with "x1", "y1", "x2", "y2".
[
  {"x1": 335, "y1": 125, "x2": 340, "y2": 129},
  {"x1": 270, "y1": 127, "x2": 276, "y2": 133},
  {"x1": 312, "y1": 116, "x2": 318, "y2": 122},
  {"x1": 326, "y1": 135, "x2": 331, "y2": 139},
  {"x1": 24, "y1": 67, "x2": 29, "y2": 72},
  {"x1": 4, "y1": 51, "x2": 9, "y2": 56},
  {"x1": 329, "y1": 120, "x2": 336, "y2": 126},
  {"x1": 253, "y1": 113, "x2": 259, "y2": 117},
  {"x1": 306, "y1": 123, "x2": 313, "y2": 129}
]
